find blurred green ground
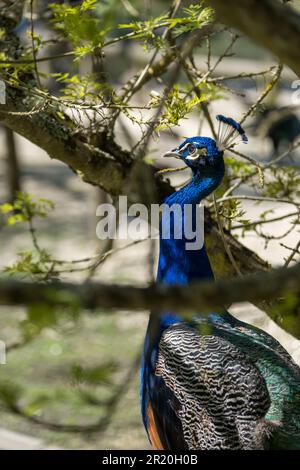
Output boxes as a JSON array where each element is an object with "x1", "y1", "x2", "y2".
[{"x1": 0, "y1": 307, "x2": 149, "y2": 449}]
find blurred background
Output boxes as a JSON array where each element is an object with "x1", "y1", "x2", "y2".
[{"x1": 0, "y1": 0, "x2": 299, "y2": 449}]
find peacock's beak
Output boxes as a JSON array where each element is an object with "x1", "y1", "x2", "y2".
[{"x1": 162, "y1": 149, "x2": 181, "y2": 159}]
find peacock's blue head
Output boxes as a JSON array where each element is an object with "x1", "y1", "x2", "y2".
[
  {"x1": 162, "y1": 115, "x2": 248, "y2": 175},
  {"x1": 163, "y1": 136, "x2": 223, "y2": 173}
]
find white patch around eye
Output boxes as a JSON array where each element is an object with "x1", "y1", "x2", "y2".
[
  {"x1": 185, "y1": 146, "x2": 208, "y2": 161},
  {"x1": 186, "y1": 152, "x2": 200, "y2": 161},
  {"x1": 179, "y1": 142, "x2": 194, "y2": 154}
]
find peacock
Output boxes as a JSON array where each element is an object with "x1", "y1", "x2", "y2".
[{"x1": 140, "y1": 115, "x2": 300, "y2": 450}]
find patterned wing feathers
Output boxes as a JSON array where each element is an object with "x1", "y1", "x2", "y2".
[{"x1": 155, "y1": 323, "x2": 272, "y2": 449}]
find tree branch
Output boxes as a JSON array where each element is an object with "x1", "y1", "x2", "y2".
[
  {"x1": 0, "y1": 261, "x2": 299, "y2": 336},
  {"x1": 206, "y1": 0, "x2": 300, "y2": 77},
  {"x1": 0, "y1": 97, "x2": 130, "y2": 194}
]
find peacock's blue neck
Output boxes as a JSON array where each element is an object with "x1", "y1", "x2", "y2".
[{"x1": 156, "y1": 165, "x2": 224, "y2": 328}]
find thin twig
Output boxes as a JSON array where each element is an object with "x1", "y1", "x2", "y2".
[
  {"x1": 240, "y1": 64, "x2": 283, "y2": 125},
  {"x1": 283, "y1": 239, "x2": 300, "y2": 267},
  {"x1": 212, "y1": 194, "x2": 299, "y2": 208},
  {"x1": 134, "y1": 30, "x2": 207, "y2": 159},
  {"x1": 231, "y1": 211, "x2": 299, "y2": 231},
  {"x1": 207, "y1": 65, "x2": 277, "y2": 83},
  {"x1": 29, "y1": 0, "x2": 41, "y2": 89},
  {"x1": 280, "y1": 240, "x2": 300, "y2": 268},
  {"x1": 213, "y1": 194, "x2": 242, "y2": 276},
  {"x1": 129, "y1": 0, "x2": 182, "y2": 97}
]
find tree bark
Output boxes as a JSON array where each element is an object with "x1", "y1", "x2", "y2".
[{"x1": 3, "y1": 126, "x2": 21, "y2": 201}]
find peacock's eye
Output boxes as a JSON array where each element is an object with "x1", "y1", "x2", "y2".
[{"x1": 187, "y1": 144, "x2": 196, "y2": 154}]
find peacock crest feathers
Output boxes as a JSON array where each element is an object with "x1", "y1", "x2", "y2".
[{"x1": 216, "y1": 114, "x2": 248, "y2": 150}]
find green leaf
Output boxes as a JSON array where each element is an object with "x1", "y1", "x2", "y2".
[
  {"x1": 157, "y1": 83, "x2": 221, "y2": 131},
  {"x1": 0, "y1": 381, "x2": 22, "y2": 409},
  {"x1": 6, "y1": 213, "x2": 26, "y2": 226},
  {"x1": 22, "y1": 394, "x2": 50, "y2": 417},
  {"x1": 0, "y1": 202, "x2": 13, "y2": 214},
  {"x1": 3, "y1": 248, "x2": 56, "y2": 281},
  {"x1": 20, "y1": 303, "x2": 58, "y2": 341},
  {"x1": 71, "y1": 362, "x2": 118, "y2": 386},
  {"x1": 0, "y1": 192, "x2": 54, "y2": 226},
  {"x1": 80, "y1": 0, "x2": 97, "y2": 12},
  {"x1": 50, "y1": 1, "x2": 110, "y2": 57}
]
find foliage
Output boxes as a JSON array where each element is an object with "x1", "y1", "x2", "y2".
[
  {"x1": 50, "y1": 0, "x2": 109, "y2": 58},
  {"x1": 262, "y1": 166, "x2": 300, "y2": 199},
  {"x1": 71, "y1": 362, "x2": 118, "y2": 386},
  {"x1": 51, "y1": 72, "x2": 111, "y2": 102},
  {"x1": 169, "y1": 4, "x2": 214, "y2": 37},
  {"x1": 119, "y1": 3, "x2": 214, "y2": 50},
  {"x1": 3, "y1": 249, "x2": 53, "y2": 279},
  {"x1": 157, "y1": 83, "x2": 221, "y2": 130},
  {"x1": 0, "y1": 192, "x2": 54, "y2": 226},
  {"x1": 0, "y1": 193, "x2": 56, "y2": 280}
]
